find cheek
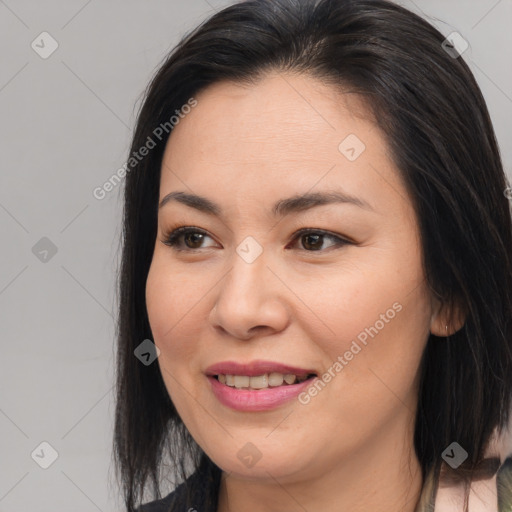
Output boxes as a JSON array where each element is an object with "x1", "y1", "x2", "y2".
[
  {"x1": 322, "y1": 239, "x2": 428, "y2": 364},
  {"x1": 294, "y1": 255, "x2": 430, "y2": 414},
  {"x1": 145, "y1": 256, "x2": 211, "y2": 424},
  {"x1": 145, "y1": 256, "x2": 206, "y2": 367},
  {"x1": 320, "y1": 273, "x2": 429, "y2": 358}
]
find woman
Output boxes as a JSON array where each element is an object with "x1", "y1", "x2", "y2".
[{"x1": 113, "y1": 0, "x2": 512, "y2": 510}]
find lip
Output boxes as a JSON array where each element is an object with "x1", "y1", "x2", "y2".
[
  {"x1": 204, "y1": 360, "x2": 317, "y2": 378},
  {"x1": 207, "y1": 375, "x2": 317, "y2": 411},
  {"x1": 204, "y1": 360, "x2": 318, "y2": 412}
]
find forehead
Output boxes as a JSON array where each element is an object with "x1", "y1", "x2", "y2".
[
  {"x1": 159, "y1": 72, "x2": 409, "y2": 218},
  {"x1": 168, "y1": 72, "x2": 375, "y2": 156}
]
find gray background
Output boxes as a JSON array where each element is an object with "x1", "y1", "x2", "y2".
[{"x1": 0, "y1": 1, "x2": 510, "y2": 511}]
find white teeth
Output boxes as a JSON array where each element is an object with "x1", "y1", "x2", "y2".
[
  {"x1": 249, "y1": 374, "x2": 268, "y2": 389},
  {"x1": 216, "y1": 372, "x2": 310, "y2": 389},
  {"x1": 284, "y1": 374, "x2": 297, "y2": 384},
  {"x1": 268, "y1": 372, "x2": 284, "y2": 386},
  {"x1": 233, "y1": 375, "x2": 250, "y2": 388}
]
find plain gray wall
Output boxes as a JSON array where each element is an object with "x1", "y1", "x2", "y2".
[{"x1": 0, "y1": 1, "x2": 510, "y2": 511}]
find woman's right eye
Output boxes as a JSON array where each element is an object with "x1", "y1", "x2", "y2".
[{"x1": 161, "y1": 226, "x2": 217, "y2": 252}]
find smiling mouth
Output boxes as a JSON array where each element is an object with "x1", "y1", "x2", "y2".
[{"x1": 213, "y1": 372, "x2": 317, "y2": 390}]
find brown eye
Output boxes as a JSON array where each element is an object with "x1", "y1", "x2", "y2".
[
  {"x1": 182, "y1": 232, "x2": 205, "y2": 249},
  {"x1": 162, "y1": 227, "x2": 217, "y2": 251},
  {"x1": 301, "y1": 233, "x2": 325, "y2": 251},
  {"x1": 290, "y1": 229, "x2": 351, "y2": 252}
]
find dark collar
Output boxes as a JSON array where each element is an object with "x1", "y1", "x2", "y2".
[{"x1": 139, "y1": 454, "x2": 221, "y2": 512}]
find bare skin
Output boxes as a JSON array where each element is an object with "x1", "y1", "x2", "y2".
[{"x1": 145, "y1": 71, "x2": 465, "y2": 512}]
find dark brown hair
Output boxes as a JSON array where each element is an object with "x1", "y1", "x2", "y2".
[{"x1": 113, "y1": 0, "x2": 512, "y2": 510}]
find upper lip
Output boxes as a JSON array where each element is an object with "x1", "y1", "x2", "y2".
[{"x1": 205, "y1": 360, "x2": 317, "y2": 378}]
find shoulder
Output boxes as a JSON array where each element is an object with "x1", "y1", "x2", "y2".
[
  {"x1": 137, "y1": 456, "x2": 221, "y2": 512},
  {"x1": 418, "y1": 456, "x2": 512, "y2": 512},
  {"x1": 136, "y1": 480, "x2": 187, "y2": 512}
]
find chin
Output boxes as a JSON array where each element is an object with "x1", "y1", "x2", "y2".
[{"x1": 209, "y1": 443, "x2": 311, "y2": 481}]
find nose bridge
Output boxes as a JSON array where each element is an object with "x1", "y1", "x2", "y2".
[
  {"x1": 211, "y1": 239, "x2": 289, "y2": 337},
  {"x1": 221, "y1": 241, "x2": 271, "y2": 307}
]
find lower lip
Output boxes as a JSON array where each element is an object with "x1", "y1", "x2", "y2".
[{"x1": 207, "y1": 375, "x2": 317, "y2": 411}]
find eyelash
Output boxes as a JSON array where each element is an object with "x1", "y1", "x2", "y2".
[{"x1": 161, "y1": 226, "x2": 352, "y2": 253}]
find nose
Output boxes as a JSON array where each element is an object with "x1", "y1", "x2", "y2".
[{"x1": 209, "y1": 249, "x2": 290, "y2": 340}]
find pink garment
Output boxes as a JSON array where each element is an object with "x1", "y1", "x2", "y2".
[{"x1": 416, "y1": 410, "x2": 512, "y2": 511}]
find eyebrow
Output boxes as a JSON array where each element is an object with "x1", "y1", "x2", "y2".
[{"x1": 158, "y1": 190, "x2": 375, "y2": 217}]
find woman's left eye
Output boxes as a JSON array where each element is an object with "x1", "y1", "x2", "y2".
[
  {"x1": 161, "y1": 226, "x2": 351, "y2": 252},
  {"x1": 289, "y1": 228, "x2": 350, "y2": 251}
]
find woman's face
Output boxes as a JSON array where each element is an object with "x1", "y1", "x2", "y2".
[{"x1": 146, "y1": 72, "x2": 443, "y2": 482}]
